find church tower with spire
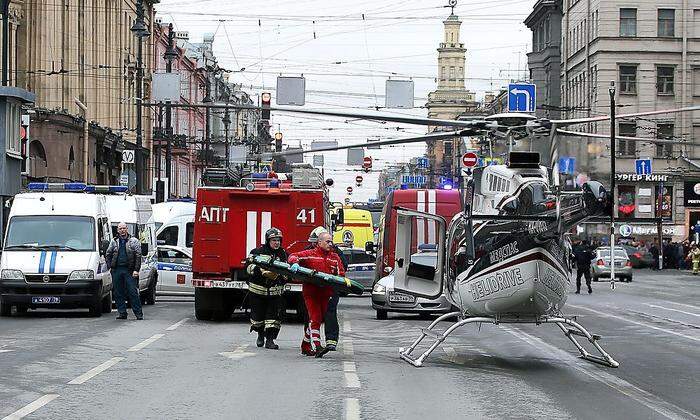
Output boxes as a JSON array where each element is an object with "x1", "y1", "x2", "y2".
[{"x1": 426, "y1": 5, "x2": 478, "y2": 186}]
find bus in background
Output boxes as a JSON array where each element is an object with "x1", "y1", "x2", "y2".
[{"x1": 374, "y1": 189, "x2": 462, "y2": 283}]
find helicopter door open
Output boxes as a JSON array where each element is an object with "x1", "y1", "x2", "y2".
[{"x1": 393, "y1": 208, "x2": 446, "y2": 300}]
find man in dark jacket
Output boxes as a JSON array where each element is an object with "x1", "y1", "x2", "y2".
[
  {"x1": 105, "y1": 222, "x2": 143, "y2": 320},
  {"x1": 650, "y1": 241, "x2": 660, "y2": 270},
  {"x1": 573, "y1": 240, "x2": 594, "y2": 294},
  {"x1": 246, "y1": 228, "x2": 288, "y2": 349}
]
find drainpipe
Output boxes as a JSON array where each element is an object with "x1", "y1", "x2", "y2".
[{"x1": 74, "y1": 98, "x2": 89, "y2": 183}]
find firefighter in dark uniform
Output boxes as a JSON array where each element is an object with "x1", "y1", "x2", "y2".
[{"x1": 246, "y1": 227, "x2": 288, "y2": 349}]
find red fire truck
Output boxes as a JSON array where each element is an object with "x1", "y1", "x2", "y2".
[
  {"x1": 191, "y1": 169, "x2": 337, "y2": 321},
  {"x1": 374, "y1": 189, "x2": 462, "y2": 283}
]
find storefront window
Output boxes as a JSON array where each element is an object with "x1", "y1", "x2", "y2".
[
  {"x1": 618, "y1": 185, "x2": 636, "y2": 219},
  {"x1": 655, "y1": 185, "x2": 673, "y2": 220}
]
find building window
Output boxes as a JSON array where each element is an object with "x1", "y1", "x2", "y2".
[
  {"x1": 692, "y1": 67, "x2": 700, "y2": 96},
  {"x1": 5, "y1": 103, "x2": 20, "y2": 155},
  {"x1": 444, "y1": 141, "x2": 453, "y2": 157},
  {"x1": 658, "y1": 9, "x2": 675, "y2": 37},
  {"x1": 657, "y1": 66, "x2": 675, "y2": 95},
  {"x1": 619, "y1": 65, "x2": 637, "y2": 94},
  {"x1": 656, "y1": 123, "x2": 674, "y2": 157},
  {"x1": 449, "y1": 67, "x2": 454, "y2": 80},
  {"x1": 620, "y1": 8, "x2": 637, "y2": 37},
  {"x1": 618, "y1": 123, "x2": 637, "y2": 156},
  {"x1": 441, "y1": 66, "x2": 445, "y2": 80}
]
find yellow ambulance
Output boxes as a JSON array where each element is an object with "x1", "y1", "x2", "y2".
[{"x1": 333, "y1": 208, "x2": 374, "y2": 249}]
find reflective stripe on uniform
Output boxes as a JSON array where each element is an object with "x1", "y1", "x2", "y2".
[
  {"x1": 265, "y1": 320, "x2": 281, "y2": 329},
  {"x1": 248, "y1": 283, "x2": 284, "y2": 296}
]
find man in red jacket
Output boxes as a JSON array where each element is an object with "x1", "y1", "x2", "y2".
[{"x1": 288, "y1": 231, "x2": 345, "y2": 358}]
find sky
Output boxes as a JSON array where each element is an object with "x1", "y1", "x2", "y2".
[{"x1": 156, "y1": 0, "x2": 537, "y2": 202}]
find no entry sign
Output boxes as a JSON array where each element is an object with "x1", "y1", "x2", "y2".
[{"x1": 462, "y1": 152, "x2": 478, "y2": 168}]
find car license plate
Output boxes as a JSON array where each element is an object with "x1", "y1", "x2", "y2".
[
  {"x1": 388, "y1": 292, "x2": 415, "y2": 303},
  {"x1": 32, "y1": 296, "x2": 60, "y2": 304}
]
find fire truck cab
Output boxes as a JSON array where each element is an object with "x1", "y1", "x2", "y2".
[{"x1": 192, "y1": 168, "x2": 336, "y2": 321}]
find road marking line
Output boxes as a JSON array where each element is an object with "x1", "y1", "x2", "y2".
[
  {"x1": 219, "y1": 345, "x2": 256, "y2": 360},
  {"x1": 344, "y1": 371, "x2": 361, "y2": 389},
  {"x1": 344, "y1": 398, "x2": 361, "y2": 420},
  {"x1": 568, "y1": 304, "x2": 700, "y2": 343},
  {"x1": 127, "y1": 334, "x2": 165, "y2": 352},
  {"x1": 166, "y1": 318, "x2": 189, "y2": 331},
  {"x1": 343, "y1": 361, "x2": 356, "y2": 372},
  {"x1": 68, "y1": 357, "x2": 124, "y2": 385},
  {"x1": 0, "y1": 349, "x2": 13, "y2": 353},
  {"x1": 343, "y1": 320, "x2": 352, "y2": 333},
  {"x1": 666, "y1": 302, "x2": 700, "y2": 311},
  {"x1": 503, "y1": 326, "x2": 697, "y2": 420},
  {"x1": 2, "y1": 394, "x2": 59, "y2": 420},
  {"x1": 342, "y1": 339, "x2": 354, "y2": 357}
]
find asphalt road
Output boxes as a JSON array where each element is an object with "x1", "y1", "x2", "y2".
[{"x1": 0, "y1": 269, "x2": 698, "y2": 419}]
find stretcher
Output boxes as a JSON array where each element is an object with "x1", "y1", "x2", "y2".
[{"x1": 247, "y1": 255, "x2": 364, "y2": 295}]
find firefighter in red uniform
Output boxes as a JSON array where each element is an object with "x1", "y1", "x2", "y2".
[
  {"x1": 288, "y1": 231, "x2": 345, "y2": 358},
  {"x1": 246, "y1": 228, "x2": 288, "y2": 350}
]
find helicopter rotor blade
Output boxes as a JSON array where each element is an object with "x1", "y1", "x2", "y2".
[
  {"x1": 257, "y1": 129, "x2": 469, "y2": 159},
  {"x1": 551, "y1": 105, "x2": 700, "y2": 127},
  {"x1": 556, "y1": 129, "x2": 686, "y2": 145}
]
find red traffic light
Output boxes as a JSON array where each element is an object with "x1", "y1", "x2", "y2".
[{"x1": 261, "y1": 92, "x2": 271, "y2": 120}]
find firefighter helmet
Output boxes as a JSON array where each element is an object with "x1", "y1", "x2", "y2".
[
  {"x1": 308, "y1": 226, "x2": 328, "y2": 243},
  {"x1": 265, "y1": 227, "x2": 283, "y2": 243}
]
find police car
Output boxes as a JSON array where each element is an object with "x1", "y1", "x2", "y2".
[{"x1": 145, "y1": 245, "x2": 193, "y2": 296}]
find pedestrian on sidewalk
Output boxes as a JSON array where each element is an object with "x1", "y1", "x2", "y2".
[
  {"x1": 246, "y1": 227, "x2": 289, "y2": 349},
  {"x1": 105, "y1": 222, "x2": 143, "y2": 320},
  {"x1": 288, "y1": 231, "x2": 345, "y2": 358},
  {"x1": 573, "y1": 240, "x2": 594, "y2": 294},
  {"x1": 688, "y1": 244, "x2": 700, "y2": 275}
]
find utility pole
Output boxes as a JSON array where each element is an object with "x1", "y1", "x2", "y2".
[
  {"x1": 223, "y1": 107, "x2": 231, "y2": 168},
  {"x1": 609, "y1": 81, "x2": 616, "y2": 290},
  {"x1": 1, "y1": 0, "x2": 9, "y2": 86},
  {"x1": 163, "y1": 23, "x2": 178, "y2": 198},
  {"x1": 203, "y1": 75, "x2": 212, "y2": 167},
  {"x1": 131, "y1": 0, "x2": 150, "y2": 194}
]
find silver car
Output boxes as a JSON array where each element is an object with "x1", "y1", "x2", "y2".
[
  {"x1": 371, "y1": 251, "x2": 453, "y2": 320},
  {"x1": 340, "y1": 247, "x2": 376, "y2": 292},
  {"x1": 590, "y1": 247, "x2": 633, "y2": 282}
]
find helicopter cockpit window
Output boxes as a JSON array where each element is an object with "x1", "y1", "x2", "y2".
[{"x1": 514, "y1": 182, "x2": 556, "y2": 215}]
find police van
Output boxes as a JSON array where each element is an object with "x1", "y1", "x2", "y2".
[
  {"x1": 103, "y1": 193, "x2": 158, "y2": 305},
  {"x1": 0, "y1": 183, "x2": 115, "y2": 317},
  {"x1": 153, "y1": 201, "x2": 195, "y2": 252}
]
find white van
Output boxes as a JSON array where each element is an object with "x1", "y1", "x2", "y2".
[
  {"x1": 104, "y1": 194, "x2": 158, "y2": 305},
  {"x1": 152, "y1": 201, "x2": 196, "y2": 252},
  {"x1": 0, "y1": 183, "x2": 114, "y2": 317}
]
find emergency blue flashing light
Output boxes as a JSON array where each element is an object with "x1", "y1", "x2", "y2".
[
  {"x1": 400, "y1": 184, "x2": 408, "y2": 190},
  {"x1": 167, "y1": 198, "x2": 195, "y2": 203},
  {"x1": 84, "y1": 185, "x2": 129, "y2": 194},
  {"x1": 27, "y1": 182, "x2": 87, "y2": 191},
  {"x1": 251, "y1": 173, "x2": 268, "y2": 179},
  {"x1": 441, "y1": 183, "x2": 453, "y2": 190},
  {"x1": 269, "y1": 179, "x2": 281, "y2": 188}
]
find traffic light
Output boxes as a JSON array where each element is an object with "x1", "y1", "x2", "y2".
[
  {"x1": 274, "y1": 132, "x2": 282, "y2": 152},
  {"x1": 261, "y1": 92, "x2": 271, "y2": 121}
]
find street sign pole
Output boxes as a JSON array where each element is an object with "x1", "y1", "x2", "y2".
[{"x1": 609, "y1": 82, "x2": 616, "y2": 290}]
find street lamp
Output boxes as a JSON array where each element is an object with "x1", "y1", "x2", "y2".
[
  {"x1": 131, "y1": 0, "x2": 150, "y2": 194},
  {"x1": 163, "y1": 23, "x2": 177, "y2": 200}
]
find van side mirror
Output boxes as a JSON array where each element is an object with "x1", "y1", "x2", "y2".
[
  {"x1": 331, "y1": 208, "x2": 345, "y2": 231},
  {"x1": 141, "y1": 243, "x2": 149, "y2": 255},
  {"x1": 100, "y1": 239, "x2": 110, "y2": 255},
  {"x1": 365, "y1": 241, "x2": 376, "y2": 253}
]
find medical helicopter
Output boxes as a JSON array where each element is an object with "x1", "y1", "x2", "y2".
[
  {"x1": 246, "y1": 101, "x2": 699, "y2": 368},
  {"x1": 157, "y1": 95, "x2": 698, "y2": 368}
]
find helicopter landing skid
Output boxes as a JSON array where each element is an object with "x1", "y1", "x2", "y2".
[{"x1": 398, "y1": 313, "x2": 619, "y2": 368}]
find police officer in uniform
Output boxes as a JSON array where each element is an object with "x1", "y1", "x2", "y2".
[{"x1": 246, "y1": 228, "x2": 288, "y2": 349}]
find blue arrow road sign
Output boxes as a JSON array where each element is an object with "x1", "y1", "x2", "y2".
[
  {"x1": 558, "y1": 157, "x2": 576, "y2": 175},
  {"x1": 635, "y1": 159, "x2": 652, "y2": 175},
  {"x1": 508, "y1": 83, "x2": 536, "y2": 113}
]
